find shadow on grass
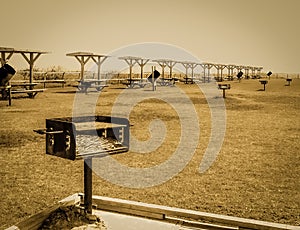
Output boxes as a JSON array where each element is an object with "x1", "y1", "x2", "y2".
[{"x1": 53, "y1": 90, "x2": 78, "y2": 94}]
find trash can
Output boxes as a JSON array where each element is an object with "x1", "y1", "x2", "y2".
[
  {"x1": 0, "y1": 64, "x2": 16, "y2": 86},
  {"x1": 147, "y1": 70, "x2": 160, "y2": 83}
]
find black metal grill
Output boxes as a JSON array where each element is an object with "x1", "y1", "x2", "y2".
[
  {"x1": 34, "y1": 115, "x2": 130, "y2": 214},
  {"x1": 36, "y1": 116, "x2": 129, "y2": 160}
]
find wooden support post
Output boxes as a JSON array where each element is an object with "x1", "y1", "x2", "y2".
[
  {"x1": 153, "y1": 59, "x2": 176, "y2": 84},
  {"x1": 80, "y1": 56, "x2": 85, "y2": 81},
  {"x1": 152, "y1": 66, "x2": 155, "y2": 91},
  {"x1": 121, "y1": 58, "x2": 138, "y2": 87},
  {"x1": 181, "y1": 63, "x2": 189, "y2": 84},
  {"x1": 91, "y1": 56, "x2": 108, "y2": 82},
  {"x1": 226, "y1": 65, "x2": 235, "y2": 81},
  {"x1": 20, "y1": 51, "x2": 41, "y2": 90},
  {"x1": 215, "y1": 64, "x2": 226, "y2": 82},
  {"x1": 202, "y1": 65, "x2": 206, "y2": 83},
  {"x1": 29, "y1": 53, "x2": 34, "y2": 86},
  {"x1": 191, "y1": 67, "x2": 194, "y2": 82},
  {"x1": 97, "y1": 57, "x2": 102, "y2": 81},
  {"x1": 75, "y1": 56, "x2": 91, "y2": 80},
  {"x1": 186, "y1": 64, "x2": 189, "y2": 83},
  {"x1": 129, "y1": 64, "x2": 132, "y2": 83},
  {"x1": 190, "y1": 63, "x2": 199, "y2": 83},
  {"x1": 67, "y1": 53, "x2": 108, "y2": 83},
  {"x1": 253, "y1": 67, "x2": 263, "y2": 79},
  {"x1": 181, "y1": 62, "x2": 198, "y2": 84},
  {"x1": 1, "y1": 52, "x2": 5, "y2": 66},
  {"x1": 8, "y1": 86, "x2": 12, "y2": 106},
  {"x1": 20, "y1": 52, "x2": 41, "y2": 89},
  {"x1": 251, "y1": 67, "x2": 255, "y2": 78},
  {"x1": 1, "y1": 51, "x2": 14, "y2": 66},
  {"x1": 227, "y1": 68, "x2": 230, "y2": 78},
  {"x1": 220, "y1": 68, "x2": 223, "y2": 82},
  {"x1": 140, "y1": 65, "x2": 144, "y2": 79},
  {"x1": 84, "y1": 158, "x2": 93, "y2": 214},
  {"x1": 202, "y1": 63, "x2": 214, "y2": 83},
  {"x1": 161, "y1": 65, "x2": 165, "y2": 79},
  {"x1": 73, "y1": 55, "x2": 91, "y2": 81},
  {"x1": 136, "y1": 59, "x2": 149, "y2": 79},
  {"x1": 166, "y1": 60, "x2": 176, "y2": 80},
  {"x1": 156, "y1": 61, "x2": 166, "y2": 79},
  {"x1": 244, "y1": 67, "x2": 250, "y2": 79}
]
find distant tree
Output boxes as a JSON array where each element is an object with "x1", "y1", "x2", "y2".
[{"x1": 47, "y1": 65, "x2": 65, "y2": 72}]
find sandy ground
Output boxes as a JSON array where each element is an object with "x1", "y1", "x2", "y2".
[{"x1": 0, "y1": 78, "x2": 299, "y2": 228}]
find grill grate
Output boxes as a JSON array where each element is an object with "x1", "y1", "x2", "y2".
[{"x1": 76, "y1": 135, "x2": 127, "y2": 159}]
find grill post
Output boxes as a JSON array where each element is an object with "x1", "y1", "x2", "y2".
[{"x1": 84, "y1": 157, "x2": 93, "y2": 214}]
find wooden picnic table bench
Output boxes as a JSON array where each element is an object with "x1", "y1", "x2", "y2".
[
  {"x1": 183, "y1": 77, "x2": 195, "y2": 84},
  {"x1": 225, "y1": 75, "x2": 234, "y2": 81},
  {"x1": 36, "y1": 79, "x2": 66, "y2": 88},
  {"x1": 11, "y1": 82, "x2": 39, "y2": 89},
  {"x1": 76, "y1": 79, "x2": 108, "y2": 93},
  {"x1": 11, "y1": 88, "x2": 45, "y2": 98},
  {"x1": 10, "y1": 82, "x2": 45, "y2": 98},
  {"x1": 158, "y1": 77, "x2": 177, "y2": 86},
  {"x1": 122, "y1": 78, "x2": 149, "y2": 88}
]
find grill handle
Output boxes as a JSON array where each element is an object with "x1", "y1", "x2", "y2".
[{"x1": 33, "y1": 129, "x2": 64, "y2": 135}]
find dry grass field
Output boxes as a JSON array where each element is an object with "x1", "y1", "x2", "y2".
[{"x1": 0, "y1": 78, "x2": 299, "y2": 229}]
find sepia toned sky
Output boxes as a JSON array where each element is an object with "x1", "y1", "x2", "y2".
[{"x1": 1, "y1": 0, "x2": 300, "y2": 73}]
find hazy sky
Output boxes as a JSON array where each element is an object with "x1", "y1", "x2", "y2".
[{"x1": 1, "y1": 0, "x2": 299, "y2": 73}]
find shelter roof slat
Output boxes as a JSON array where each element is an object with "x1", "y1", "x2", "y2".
[
  {"x1": 66, "y1": 52, "x2": 108, "y2": 57},
  {"x1": 13, "y1": 49, "x2": 49, "y2": 54},
  {"x1": 118, "y1": 56, "x2": 143, "y2": 60},
  {"x1": 0, "y1": 47, "x2": 14, "y2": 52},
  {"x1": 66, "y1": 52, "x2": 94, "y2": 56}
]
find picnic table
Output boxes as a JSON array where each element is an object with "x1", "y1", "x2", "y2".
[
  {"x1": 158, "y1": 77, "x2": 177, "y2": 86},
  {"x1": 10, "y1": 82, "x2": 45, "y2": 98},
  {"x1": 0, "y1": 47, "x2": 48, "y2": 102},
  {"x1": 2, "y1": 48, "x2": 49, "y2": 86},
  {"x1": 33, "y1": 72, "x2": 66, "y2": 88},
  {"x1": 39, "y1": 79, "x2": 66, "y2": 88},
  {"x1": 183, "y1": 77, "x2": 195, "y2": 84},
  {"x1": 122, "y1": 78, "x2": 148, "y2": 88},
  {"x1": 76, "y1": 79, "x2": 108, "y2": 93}
]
